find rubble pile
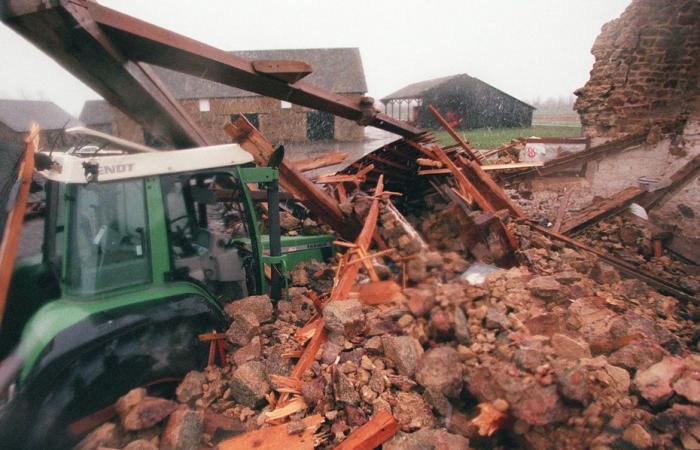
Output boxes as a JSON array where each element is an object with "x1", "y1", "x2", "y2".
[
  {"x1": 577, "y1": 215, "x2": 700, "y2": 297},
  {"x1": 77, "y1": 211, "x2": 700, "y2": 450}
]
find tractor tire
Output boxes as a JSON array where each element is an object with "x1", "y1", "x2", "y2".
[{"x1": 0, "y1": 297, "x2": 224, "y2": 450}]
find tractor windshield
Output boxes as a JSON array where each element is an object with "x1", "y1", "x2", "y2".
[{"x1": 64, "y1": 180, "x2": 151, "y2": 296}]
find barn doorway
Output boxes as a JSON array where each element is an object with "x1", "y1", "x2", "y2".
[{"x1": 306, "y1": 111, "x2": 334, "y2": 140}]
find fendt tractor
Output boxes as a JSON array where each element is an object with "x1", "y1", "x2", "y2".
[{"x1": 0, "y1": 128, "x2": 334, "y2": 449}]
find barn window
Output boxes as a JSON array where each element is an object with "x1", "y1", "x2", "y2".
[
  {"x1": 198, "y1": 99, "x2": 210, "y2": 112},
  {"x1": 306, "y1": 111, "x2": 334, "y2": 141},
  {"x1": 280, "y1": 100, "x2": 292, "y2": 109},
  {"x1": 230, "y1": 113, "x2": 259, "y2": 129}
]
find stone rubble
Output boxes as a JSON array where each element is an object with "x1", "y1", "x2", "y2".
[{"x1": 75, "y1": 176, "x2": 699, "y2": 450}]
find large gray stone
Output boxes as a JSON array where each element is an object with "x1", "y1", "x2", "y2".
[
  {"x1": 415, "y1": 347, "x2": 463, "y2": 398},
  {"x1": 381, "y1": 335, "x2": 424, "y2": 377},
  {"x1": 323, "y1": 299, "x2": 366, "y2": 337},
  {"x1": 224, "y1": 295, "x2": 273, "y2": 323},
  {"x1": 160, "y1": 407, "x2": 203, "y2": 450},
  {"x1": 230, "y1": 361, "x2": 270, "y2": 408}
]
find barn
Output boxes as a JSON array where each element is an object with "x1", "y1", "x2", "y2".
[
  {"x1": 381, "y1": 74, "x2": 535, "y2": 129},
  {"x1": 96, "y1": 48, "x2": 368, "y2": 146},
  {"x1": 79, "y1": 99, "x2": 113, "y2": 135}
]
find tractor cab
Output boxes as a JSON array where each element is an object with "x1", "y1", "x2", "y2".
[{"x1": 34, "y1": 127, "x2": 333, "y2": 303}]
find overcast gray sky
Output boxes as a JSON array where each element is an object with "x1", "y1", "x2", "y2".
[{"x1": 0, "y1": 0, "x2": 630, "y2": 116}]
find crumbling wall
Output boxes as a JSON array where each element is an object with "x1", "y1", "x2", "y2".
[{"x1": 574, "y1": 0, "x2": 700, "y2": 138}]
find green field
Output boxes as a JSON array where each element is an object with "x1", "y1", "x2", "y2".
[{"x1": 432, "y1": 125, "x2": 582, "y2": 149}]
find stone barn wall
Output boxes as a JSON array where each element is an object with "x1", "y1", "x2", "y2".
[
  {"x1": 574, "y1": 0, "x2": 700, "y2": 138},
  {"x1": 110, "y1": 94, "x2": 366, "y2": 146}
]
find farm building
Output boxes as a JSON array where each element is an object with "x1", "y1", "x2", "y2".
[
  {"x1": 79, "y1": 99, "x2": 113, "y2": 134},
  {"x1": 101, "y1": 48, "x2": 368, "y2": 146},
  {"x1": 381, "y1": 74, "x2": 535, "y2": 129},
  {"x1": 0, "y1": 99, "x2": 81, "y2": 150}
]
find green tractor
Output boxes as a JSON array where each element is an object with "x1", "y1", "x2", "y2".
[{"x1": 0, "y1": 128, "x2": 334, "y2": 449}]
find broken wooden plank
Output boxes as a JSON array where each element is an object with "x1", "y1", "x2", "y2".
[
  {"x1": 552, "y1": 190, "x2": 573, "y2": 233},
  {"x1": 560, "y1": 186, "x2": 645, "y2": 235},
  {"x1": 0, "y1": 124, "x2": 39, "y2": 324},
  {"x1": 416, "y1": 157, "x2": 443, "y2": 168},
  {"x1": 427, "y1": 104, "x2": 480, "y2": 162},
  {"x1": 317, "y1": 174, "x2": 365, "y2": 184},
  {"x1": 457, "y1": 157, "x2": 527, "y2": 219},
  {"x1": 430, "y1": 144, "x2": 489, "y2": 210},
  {"x1": 219, "y1": 414, "x2": 323, "y2": 450},
  {"x1": 264, "y1": 397, "x2": 308, "y2": 422},
  {"x1": 364, "y1": 153, "x2": 411, "y2": 172},
  {"x1": 291, "y1": 151, "x2": 347, "y2": 172},
  {"x1": 481, "y1": 161, "x2": 544, "y2": 171},
  {"x1": 333, "y1": 409, "x2": 399, "y2": 450},
  {"x1": 270, "y1": 375, "x2": 304, "y2": 394},
  {"x1": 331, "y1": 176, "x2": 385, "y2": 301},
  {"x1": 478, "y1": 139, "x2": 525, "y2": 159},
  {"x1": 357, "y1": 280, "x2": 402, "y2": 305},
  {"x1": 418, "y1": 168, "x2": 452, "y2": 175}
]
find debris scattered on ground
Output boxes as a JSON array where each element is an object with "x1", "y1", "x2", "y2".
[{"x1": 78, "y1": 123, "x2": 699, "y2": 449}]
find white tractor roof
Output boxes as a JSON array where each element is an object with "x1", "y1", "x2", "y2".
[
  {"x1": 65, "y1": 126, "x2": 159, "y2": 153},
  {"x1": 40, "y1": 144, "x2": 254, "y2": 184}
]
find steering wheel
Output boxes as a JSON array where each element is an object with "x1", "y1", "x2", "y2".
[{"x1": 168, "y1": 214, "x2": 190, "y2": 229}]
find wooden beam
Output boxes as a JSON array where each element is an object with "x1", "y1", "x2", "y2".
[
  {"x1": 264, "y1": 397, "x2": 308, "y2": 422},
  {"x1": 526, "y1": 220, "x2": 698, "y2": 304},
  {"x1": 331, "y1": 176, "x2": 385, "y2": 301},
  {"x1": 291, "y1": 151, "x2": 347, "y2": 172},
  {"x1": 481, "y1": 161, "x2": 544, "y2": 171},
  {"x1": 427, "y1": 104, "x2": 480, "y2": 162},
  {"x1": 560, "y1": 186, "x2": 645, "y2": 234},
  {"x1": 510, "y1": 132, "x2": 647, "y2": 179},
  {"x1": 363, "y1": 153, "x2": 411, "y2": 172},
  {"x1": 430, "y1": 145, "x2": 489, "y2": 210},
  {"x1": 418, "y1": 168, "x2": 452, "y2": 175},
  {"x1": 552, "y1": 190, "x2": 572, "y2": 233},
  {"x1": 333, "y1": 409, "x2": 399, "y2": 450},
  {"x1": 0, "y1": 124, "x2": 39, "y2": 324},
  {"x1": 416, "y1": 157, "x2": 443, "y2": 168},
  {"x1": 218, "y1": 414, "x2": 323, "y2": 450},
  {"x1": 224, "y1": 117, "x2": 359, "y2": 239},
  {"x1": 457, "y1": 157, "x2": 527, "y2": 219},
  {"x1": 317, "y1": 174, "x2": 364, "y2": 184}
]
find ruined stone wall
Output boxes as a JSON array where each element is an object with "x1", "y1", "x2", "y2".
[
  {"x1": 574, "y1": 0, "x2": 700, "y2": 138},
  {"x1": 110, "y1": 93, "x2": 366, "y2": 147}
]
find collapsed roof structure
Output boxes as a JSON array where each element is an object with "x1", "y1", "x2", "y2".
[{"x1": 1, "y1": 0, "x2": 699, "y2": 449}]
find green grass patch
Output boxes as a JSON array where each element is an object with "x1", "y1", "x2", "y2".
[{"x1": 431, "y1": 125, "x2": 582, "y2": 149}]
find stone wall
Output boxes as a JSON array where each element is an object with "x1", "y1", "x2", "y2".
[
  {"x1": 110, "y1": 93, "x2": 366, "y2": 146},
  {"x1": 574, "y1": 0, "x2": 700, "y2": 138}
]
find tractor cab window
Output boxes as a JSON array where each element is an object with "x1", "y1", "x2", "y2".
[
  {"x1": 161, "y1": 172, "x2": 252, "y2": 299},
  {"x1": 65, "y1": 180, "x2": 150, "y2": 295}
]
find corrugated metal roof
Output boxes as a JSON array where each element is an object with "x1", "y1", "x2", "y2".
[
  {"x1": 0, "y1": 99, "x2": 82, "y2": 132},
  {"x1": 79, "y1": 99, "x2": 112, "y2": 125},
  {"x1": 381, "y1": 73, "x2": 535, "y2": 109},
  {"x1": 380, "y1": 75, "x2": 460, "y2": 101},
  {"x1": 152, "y1": 48, "x2": 368, "y2": 100}
]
